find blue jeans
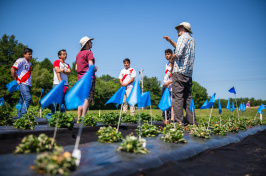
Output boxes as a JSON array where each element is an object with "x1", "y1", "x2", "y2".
[
  {"x1": 17, "y1": 84, "x2": 31, "y2": 118},
  {"x1": 51, "y1": 84, "x2": 68, "y2": 114}
]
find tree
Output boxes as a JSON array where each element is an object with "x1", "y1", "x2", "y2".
[
  {"x1": 143, "y1": 76, "x2": 161, "y2": 109},
  {"x1": 40, "y1": 58, "x2": 53, "y2": 71},
  {"x1": 191, "y1": 81, "x2": 208, "y2": 108}
]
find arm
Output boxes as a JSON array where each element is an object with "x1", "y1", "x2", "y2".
[
  {"x1": 120, "y1": 79, "x2": 125, "y2": 87},
  {"x1": 164, "y1": 80, "x2": 172, "y2": 87},
  {"x1": 10, "y1": 67, "x2": 20, "y2": 85},
  {"x1": 163, "y1": 36, "x2": 176, "y2": 48},
  {"x1": 54, "y1": 67, "x2": 62, "y2": 82},
  {"x1": 88, "y1": 60, "x2": 97, "y2": 72},
  {"x1": 125, "y1": 77, "x2": 135, "y2": 86}
]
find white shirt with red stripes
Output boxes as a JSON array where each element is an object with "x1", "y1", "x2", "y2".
[
  {"x1": 118, "y1": 67, "x2": 136, "y2": 88},
  {"x1": 12, "y1": 58, "x2": 32, "y2": 86},
  {"x1": 53, "y1": 60, "x2": 70, "y2": 85},
  {"x1": 163, "y1": 61, "x2": 172, "y2": 91}
]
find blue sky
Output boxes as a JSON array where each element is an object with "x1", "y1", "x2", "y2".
[{"x1": 1, "y1": 0, "x2": 266, "y2": 100}]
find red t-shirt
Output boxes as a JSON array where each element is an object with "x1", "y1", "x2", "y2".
[{"x1": 76, "y1": 50, "x2": 95, "y2": 80}]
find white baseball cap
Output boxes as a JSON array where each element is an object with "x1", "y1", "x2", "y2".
[
  {"x1": 175, "y1": 22, "x2": 193, "y2": 34},
  {"x1": 80, "y1": 36, "x2": 94, "y2": 50}
]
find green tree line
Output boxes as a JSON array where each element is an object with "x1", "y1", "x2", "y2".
[{"x1": 1, "y1": 34, "x2": 264, "y2": 110}]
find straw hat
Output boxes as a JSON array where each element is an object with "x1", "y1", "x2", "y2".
[
  {"x1": 80, "y1": 36, "x2": 94, "y2": 50},
  {"x1": 175, "y1": 22, "x2": 193, "y2": 34}
]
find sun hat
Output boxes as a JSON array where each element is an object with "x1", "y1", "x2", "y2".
[
  {"x1": 175, "y1": 22, "x2": 193, "y2": 34},
  {"x1": 80, "y1": 36, "x2": 94, "y2": 50}
]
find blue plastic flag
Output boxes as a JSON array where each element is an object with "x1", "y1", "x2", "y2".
[
  {"x1": 238, "y1": 102, "x2": 243, "y2": 111},
  {"x1": 242, "y1": 102, "x2": 246, "y2": 112},
  {"x1": 126, "y1": 78, "x2": 141, "y2": 107},
  {"x1": 138, "y1": 91, "x2": 151, "y2": 108},
  {"x1": 228, "y1": 87, "x2": 236, "y2": 94},
  {"x1": 65, "y1": 66, "x2": 95, "y2": 110},
  {"x1": 41, "y1": 89, "x2": 44, "y2": 97},
  {"x1": 200, "y1": 99, "x2": 209, "y2": 109},
  {"x1": 106, "y1": 86, "x2": 126, "y2": 105},
  {"x1": 6, "y1": 80, "x2": 20, "y2": 93},
  {"x1": 40, "y1": 80, "x2": 65, "y2": 109},
  {"x1": 0, "y1": 97, "x2": 4, "y2": 106},
  {"x1": 232, "y1": 102, "x2": 235, "y2": 112},
  {"x1": 208, "y1": 93, "x2": 216, "y2": 107},
  {"x1": 15, "y1": 102, "x2": 22, "y2": 110},
  {"x1": 190, "y1": 98, "x2": 195, "y2": 112},
  {"x1": 218, "y1": 98, "x2": 222, "y2": 114},
  {"x1": 226, "y1": 98, "x2": 231, "y2": 112},
  {"x1": 158, "y1": 87, "x2": 172, "y2": 111},
  {"x1": 258, "y1": 103, "x2": 265, "y2": 114}
]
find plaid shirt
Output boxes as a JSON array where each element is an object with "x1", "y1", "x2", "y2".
[{"x1": 172, "y1": 32, "x2": 195, "y2": 77}]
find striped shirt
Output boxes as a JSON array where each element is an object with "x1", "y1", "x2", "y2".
[
  {"x1": 172, "y1": 32, "x2": 195, "y2": 77},
  {"x1": 12, "y1": 58, "x2": 32, "y2": 86}
]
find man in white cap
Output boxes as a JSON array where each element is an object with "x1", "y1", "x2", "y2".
[
  {"x1": 76, "y1": 36, "x2": 97, "y2": 120},
  {"x1": 163, "y1": 22, "x2": 196, "y2": 125}
]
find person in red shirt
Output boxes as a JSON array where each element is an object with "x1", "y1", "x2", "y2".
[{"x1": 76, "y1": 36, "x2": 98, "y2": 120}]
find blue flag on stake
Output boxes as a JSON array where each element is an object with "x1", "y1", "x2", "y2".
[
  {"x1": 65, "y1": 65, "x2": 95, "y2": 110},
  {"x1": 228, "y1": 87, "x2": 236, "y2": 94},
  {"x1": 258, "y1": 103, "x2": 265, "y2": 114},
  {"x1": 41, "y1": 89, "x2": 44, "y2": 97},
  {"x1": 126, "y1": 78, "x2": 141, "y2": 107},
  {"x1": 158, "y1": 87, "x2": 171, "y2": 111},
  {"x1": 242, "y1": 102, "x2": 246, "y2": 112},
  {"x1": 208, "y1": 93, "x2": 216, "y2": 107},
  {"x1": 6, "y1": 80, "x2": 20, "y2": 93},
  {"x1": 0, "y1": 97, "x2": 4, "y2": 106},
  {"x1": 218, "y1": 98, "x2": 222, "y2": 114},
  {"x1": 15, "y1": 102, "x2": 22, "y2": 110},
  {"x1": 106, "y1": 86, "x2": 126, "y2": 106},
  {"x1": 190, "y1": 98, "x2": 195, "y2": 112},
  {"x1": 40, "y1": 80, "x2": 65, "y2": 109},
  {"x1": 238, "y1": 102, "x2": 243, "y2": 111},
  {"x1": 232, "y1": 102, "x2": 235, "y2": 112},
  {"x1": 138, "y1": 91, "x2": 151, "y2": 108},
  {"x1": 200, "y1": 99, "x2": 209, "y2": 109},
  {"x1": 226, "y1": 98, "x2": 231, "y2": 112}
]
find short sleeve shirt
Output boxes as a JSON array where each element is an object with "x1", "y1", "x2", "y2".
[
  {"x1": 76, "y1": 50, "x2": 95, "y2": 81},
  {"x1": 163, "y1": 61, "x2": 172, "y2": 91},
  {"x1": 12, "y1": 58, "x2": 32, "y2": 86},
  {"x1": 53, "y1": 60, "x2": 70, "y2": 85},
  {"x1": 118, "y1": 68, "x2": 136, "y2": 88}
]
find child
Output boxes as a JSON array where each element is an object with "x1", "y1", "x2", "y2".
[
  {"x1": 76, "y1": 36, "x2": 98, "y2": 120},
  {"x1": 118, "y1": 58, "x2": 136, "y2": 116},
  {"x1": 52, "y1": 49, "x2": 71, "y2": 113},
  {"x1": 10, "y1": 48, "x2": 33, "y2": 118},
  {"x1": 162, "y1": 49, "x2": 174, "y2": 122}
]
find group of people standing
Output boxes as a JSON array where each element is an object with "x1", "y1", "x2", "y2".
[{"x1": 10, "y1": 21, "x2": 196, "y2": 125}]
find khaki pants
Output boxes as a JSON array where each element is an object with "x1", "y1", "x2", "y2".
[{"x1": 122, "y1": 86, "x2": 135, "y2": 116}]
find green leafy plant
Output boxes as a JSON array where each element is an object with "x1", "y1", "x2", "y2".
[
  {"x1": 100, "y1": 112, "x2": 119, "y2": 125},
  {"x1": 136, "y1": 123, "x2": 160, "y2": 137},
  {"x1": 190, "y1": 126, "x2": 211, "y2": 139},
  {"x1": 96, "y1": 126, "x2": 123, "y2": 143},
  {"x1": 41, "y1": 108, "x2": 51, "y2": 118},
  {"x1": 138, "y1": 112, "x2": 152, "y2": 123},
  {"x1": 162, "y1": 123, "x2": 184, "y2": 135},
  {"x1": 161, "y1": 128, "x2": 187, "y2": 143},
  {"x1": 210, "y1": 123, "x2": 227, "y2": 136},
  {"x1": 0, "y1": 102, "x2": 13, "y2": 126},
  {"x1": 116, "y1": 135, "x2": 149, "y2": 154},
  {"x1": 152, "y1": 114, "x2": 163, "y2": 121},
  {"x1": 121, "y1": 114, "x2": 138, "y2": 123},
  {"x1": 13, "y1": 112, "x2": 38, "y2": 130},
  {"x1": 14, "y1": 134, "x2": 62, "y2": 154},
  {"x1": 78, "y1": 113, "x2": 97, "y2": 126},
  {"x1": 48, "y1": 112, "x2": 74, "y2": 129},
  {"x1": 30, "y1": 149, "x2": 76, "y2": 175}
]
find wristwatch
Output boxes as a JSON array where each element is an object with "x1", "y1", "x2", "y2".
[{"x1": 63, "y1": 70, "x2": 65, "y2": 73}]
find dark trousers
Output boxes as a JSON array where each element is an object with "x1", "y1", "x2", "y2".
[{"x1": 172, "y1": 72, "x2": 196, "y2": 124}]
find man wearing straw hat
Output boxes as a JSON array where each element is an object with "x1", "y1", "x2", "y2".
[{"x1": 163, "y1": 22, "x2": 196, "y2": 125}]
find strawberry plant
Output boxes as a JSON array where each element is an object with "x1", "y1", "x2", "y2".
[
  {"x1": 100, "y1": 112, "x2": 119, "y2": 125},
  {"x1": 48, "y1": 112, "x2": 74, "y2": 129},
  {"x1": 161, "y1": 128, "x2": 187, "y2": 143},
  {"x1": 152, "y1": 114, "x2": 163, "y2": 121},
  {"x1": 210, "y1": 123, "x2": 227, "y2": 136},
  {"x1": 162, "y1": 123, "x2": 184, "y2": 135},
  {"x1": 190, "y1": 126, "x2": 211, "y2": 139},
  {"x1": 0, "y1": 102, "x2": 13, "y2": 126},
  {"x1": 13, "y1": 112, "x2": 38, "y2": 130},
  {"x1": 96, "y1": 126, "x2": 123, "y2": 143},
  {"x1": 138, "y1": 112, "x2": 152, "y2": 123},
  {"x1": 30, "y1": 149, "x2": 76, "y2": 175},
  {"x1": 78, "y1": 113, "x2": 97, "y2": 126},
  {"x1": 14, "y1": 134, "x2": 62, "y2": 154},
  {"x1": 136, "y1": 123, "x2": 160, "y2": 137},
  {"x1": 121, "y1": 114, "x2": 138, "y2": 123},
  {"x1": 116, "y1": 135, "x2": 149, "y2": 154}
]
